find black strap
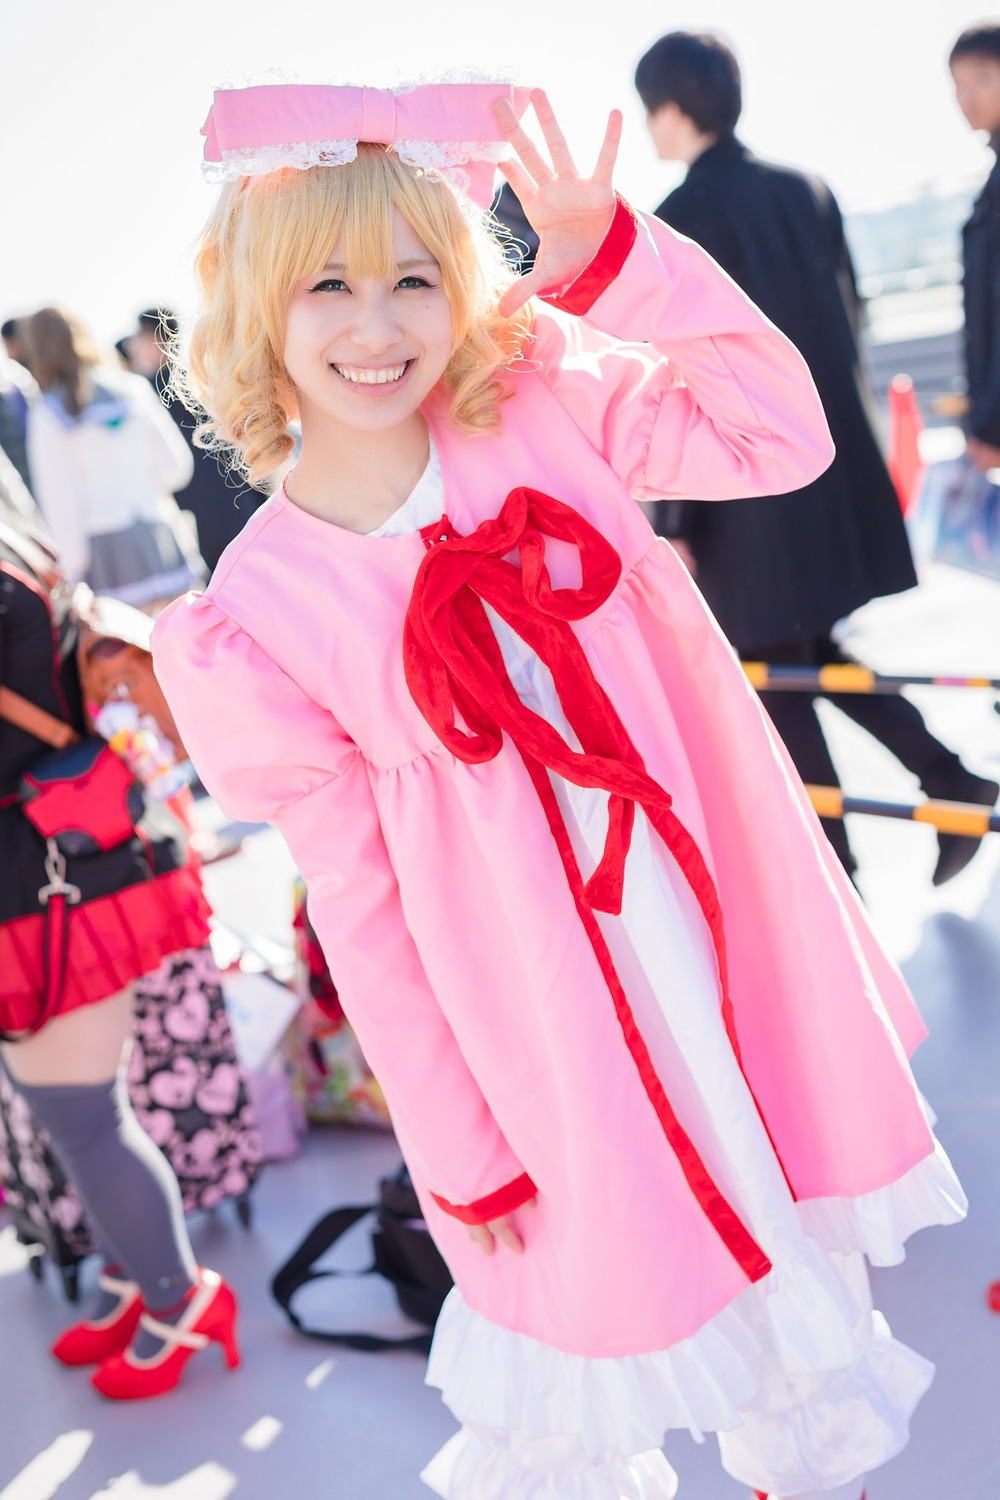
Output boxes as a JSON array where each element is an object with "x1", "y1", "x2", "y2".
[{"x1": 269, "y1": 1204, "x2": 433, "y2": 1353}]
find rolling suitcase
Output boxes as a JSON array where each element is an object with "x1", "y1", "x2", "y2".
[
  {"x1": 0, "y1": 944, "x2": 263, "y2": 1300},
  {"x1": 0, "y1": 1068, "x2": 91, "y2": 1300}
]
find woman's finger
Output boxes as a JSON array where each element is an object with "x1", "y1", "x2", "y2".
[
  {"x1": 497, "y1": 154, "x2": 538, "y2": 207},
  {"x1": 498, "y1": 268, "x2": 543, "y2": 319},
  {"x1": 592, "y1": 109, "x2": 624, "y2": 187},
  {"x1": 529, "y1": 88, "x2": 578, "y2": 178},
  {"x1": 493, "y1": 98, "x2": 555, "y2": 185},
  {"x1": 491, "y1": 1216, "x2": 525, "y2": 1254},
  {"x1": 468, "y1": 1223, "x2": 496, "y2": 1255}
]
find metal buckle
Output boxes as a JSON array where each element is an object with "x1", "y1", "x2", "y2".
[{"x1": 38, "y1": 839, "x2": 82, "y2": 907}]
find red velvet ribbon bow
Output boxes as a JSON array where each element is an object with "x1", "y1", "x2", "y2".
[{"x1": 404, "y1": 486, "x2": 674, "y2": 917}]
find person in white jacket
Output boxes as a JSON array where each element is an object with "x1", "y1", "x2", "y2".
[{"x1": 24, "y1": 307, "x2": 202, "y2": 610}]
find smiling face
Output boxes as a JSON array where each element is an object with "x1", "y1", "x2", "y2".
[
  {"x1": 952, "y1": 54, "x2": 1000, "y2": 134},
  {"x1": 186, "y1": 145, "x2": 528, "y2": 490},
  {"x1": 283, "y1": 211, "x2": 455, "y2": 442}
]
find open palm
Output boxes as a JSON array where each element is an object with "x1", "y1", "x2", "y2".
[{"x1": 494, "y1": 89, "x2": 622, "y2": 317}]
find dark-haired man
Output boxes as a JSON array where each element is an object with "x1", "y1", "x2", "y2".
[
  {"x1": 1, "y1": 318, "x2": 28, "y2": 370},
  {"x1": 951, "y1": 24, "x2": 1000, "y2": 472},
  {"x1": 634, "y1": 30, "x2": 998, "y2": 886}
]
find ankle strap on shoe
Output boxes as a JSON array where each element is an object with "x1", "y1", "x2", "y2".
[
  {"x1": 98, "y1": 1274, "x2": 140, "y2": 1300},
  {"x1": 139, "y1": 1313, "x2": 209, "y2": 1351}
]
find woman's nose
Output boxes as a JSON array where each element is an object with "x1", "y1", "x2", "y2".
[{"x1": 349, "y1": 297, "x2": 402, "y2": 352}]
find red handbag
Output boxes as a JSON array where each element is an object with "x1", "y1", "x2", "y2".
[{"x1": 19, "y1": 738, "x2": 141, "y2": 856}]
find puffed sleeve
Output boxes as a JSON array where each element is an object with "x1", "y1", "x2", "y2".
[
  {"x1": 530, "y1": 196, "x2": 836, "y2": 503},
  {"x1": 152, "y1": 595, "x2": 535, "y2": 1225}
]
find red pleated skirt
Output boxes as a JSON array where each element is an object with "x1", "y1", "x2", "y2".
[{"x1": 0, "y1": 865, "x2": 212, "y2": 1033}]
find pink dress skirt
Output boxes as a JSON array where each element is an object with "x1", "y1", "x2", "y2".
[{"x1": 366, "y1": 448, "x2": 964, "y2": 1500}]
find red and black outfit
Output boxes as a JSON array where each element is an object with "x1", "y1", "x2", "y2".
[{"x1": 0, "y1": 527, "x2": 210, "y2": 1034}]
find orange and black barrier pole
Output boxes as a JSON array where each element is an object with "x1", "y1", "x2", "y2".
[
  {"x1": 742, "y1": 663, "x2": 1000, "y2": 695},
  {"x1": 806, "y1": 786, "x2": 1000, "y2": 838}
]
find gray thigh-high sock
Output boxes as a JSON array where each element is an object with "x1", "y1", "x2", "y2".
[{"x1": 7, "y1": 1066, "x2": 197, "y2": 1314}]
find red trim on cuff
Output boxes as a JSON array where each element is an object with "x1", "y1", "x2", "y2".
[
  {"x1": 542, "y1": 195, "x2": 639, "y2": 316},
  {"x1": 431, "y1": 1172, "x2": 537, "y2": 1226}
]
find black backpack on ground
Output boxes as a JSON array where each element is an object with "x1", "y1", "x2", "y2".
[{"x1": 270, "y1": 1163, "x2": 453, "y2": 1353}]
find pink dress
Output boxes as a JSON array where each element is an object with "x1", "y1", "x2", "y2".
[{"x1": 153, "y1": 202, "x2": 965, "y2": 1499}]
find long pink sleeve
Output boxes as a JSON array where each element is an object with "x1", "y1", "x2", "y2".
[
  {"x1": 530, "y1": 199, "x2": 835, "y2": 503},
  {"x1": 152, "y1": 595, "x2": 533, "y2": 1221}
]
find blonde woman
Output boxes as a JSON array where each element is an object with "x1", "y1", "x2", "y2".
[{"x1": 154, "y1": 81, "x2": 963, "y2": 1500}]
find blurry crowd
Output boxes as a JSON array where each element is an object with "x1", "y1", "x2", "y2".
[{"x1": 0, "y1": 304, "x2": 266, "y2": 613}]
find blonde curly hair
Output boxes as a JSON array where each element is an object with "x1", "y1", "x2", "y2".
[{"x1": 175, "y1": 146, "x2": 535, "y2": 487}]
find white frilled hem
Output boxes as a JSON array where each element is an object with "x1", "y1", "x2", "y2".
[
  {"x1": 422, "y1": 1432, "x2": 680, "y2": 1499},
  {"x1": 421, "y1": 1149, "x2": 962, "y2": 1500}
]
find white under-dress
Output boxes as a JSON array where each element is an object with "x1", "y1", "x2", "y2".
[{"x1": 368, "y1": 448, "x2": 967, "y2": 1500}]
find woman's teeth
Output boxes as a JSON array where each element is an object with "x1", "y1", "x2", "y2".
[{"x1": 333, "y1": 362, "x2": 408, "y2": 384}]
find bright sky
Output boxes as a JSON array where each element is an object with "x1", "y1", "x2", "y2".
[{"x1": 0, "y1": 0, "x2": 990, "y2": 348}]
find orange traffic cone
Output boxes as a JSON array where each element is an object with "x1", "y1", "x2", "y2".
[{"x1": 887, "y1": 374, "x2": 925, "y2": 515}]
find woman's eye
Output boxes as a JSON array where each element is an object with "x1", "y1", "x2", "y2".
[
  {"x1": 309, "y1": 278, "x2": 349, "y2": 294},
  {"x1": 397, "y1": 276, "x2": 433, "y2": 290}
]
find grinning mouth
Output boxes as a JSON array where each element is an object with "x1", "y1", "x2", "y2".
[{"x1": 331, "y1": 360, "x2": 412, "y2": 385}]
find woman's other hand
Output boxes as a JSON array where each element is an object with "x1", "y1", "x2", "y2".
[{"x1": 467, "y1": 1196, "x2": 538, "y2": 1255}]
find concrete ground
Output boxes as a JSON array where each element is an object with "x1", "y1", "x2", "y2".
[{"x1": 2, "y1": 560, "x2": 1000, "y2": 1500}]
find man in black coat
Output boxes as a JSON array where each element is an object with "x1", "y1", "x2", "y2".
[
  {"x1": 951, "y1": 24, "x2": 1000, "y2": 471},
  {"x1": 634, "y1": 30, "x2": 997, "y2": 885},
  {"x1": 128, "y1": 308, "x2": 265, "y2": 575}
]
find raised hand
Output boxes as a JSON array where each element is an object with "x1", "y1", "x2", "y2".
[{"x1": 494, "y1": 88, "x2": 622, "y2": 318}]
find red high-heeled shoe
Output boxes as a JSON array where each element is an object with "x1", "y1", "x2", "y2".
[
  {"x1": 987, "y1": 1279, "x2": 1000, "y2": 1312},
  {"x1": 51, "y1": 1272, "x2": 144, "y2": 1366},
  {"x1": 90, "y1": 1269, "x2": 240, "y2": 1400}
]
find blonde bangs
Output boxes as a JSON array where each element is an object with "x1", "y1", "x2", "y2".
[{"x1": 177, "y1": 147, "x2": 534, "y2": 487}]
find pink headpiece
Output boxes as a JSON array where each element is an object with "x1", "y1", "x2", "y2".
[{"x1": 201, "y1": 81, "x2": 534, "y2": 208}]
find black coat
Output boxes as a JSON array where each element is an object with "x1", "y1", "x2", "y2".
[
  {"x1": 493, "y1": 182, "x2": 540, "y2": 270},
  {"x1": 150, "y1": 373, "x2": 265, "y2": 576},
  {"x1": 962, "y1": 147, "x2": 1000, "y2": 446},
  {"x1": 651, "y1": 137, "x2": 916, "y2": 652},
  {"x1": 0, "y1": 529, "x2": 85, "y2": 921}
]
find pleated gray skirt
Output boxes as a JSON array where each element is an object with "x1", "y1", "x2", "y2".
[{"x1": 86, "y1": 518, "x2": 205, "y2": 607}]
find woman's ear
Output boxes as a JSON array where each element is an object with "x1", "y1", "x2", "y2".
[{"x1": 272, "y1": 365, "x2": 299, "y2": 423}]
